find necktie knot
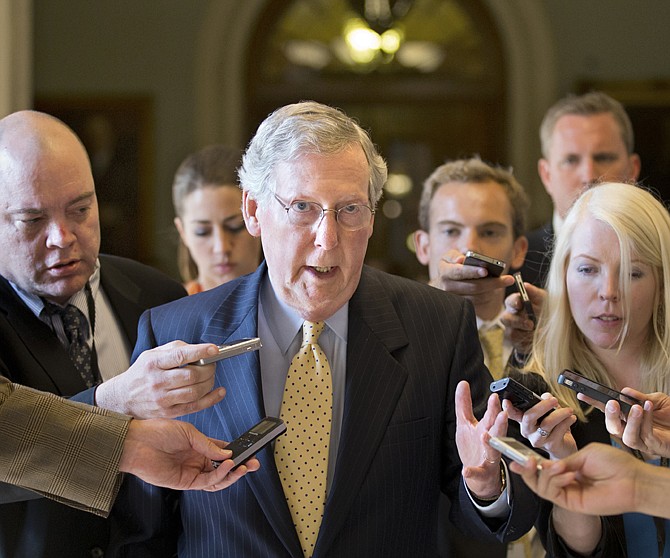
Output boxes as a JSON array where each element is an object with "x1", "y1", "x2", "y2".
[
  {"x1": 42, "y1": 301, "x2": 95, "y2": 388},
  {"x1": 44, "y1": 303, "x2": 89, "y2": 343},
  {"x1": 480, "y1": 324, "x2": 505, "y2": 380},
  {"x1": 302, "y1": 320, "x2": 325, "y2": 346}
]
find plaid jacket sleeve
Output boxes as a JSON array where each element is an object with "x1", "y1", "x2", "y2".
[{"x1": 0, "y1": 376, "x2": 130, "y2": 517}]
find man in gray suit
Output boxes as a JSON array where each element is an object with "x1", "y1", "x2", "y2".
[
  {"x1": 0, "y1": 111, "x2": 230, "y2": 557},
  {"x1": 111, "y1": 101, "x2": 538, "y2": 557}
]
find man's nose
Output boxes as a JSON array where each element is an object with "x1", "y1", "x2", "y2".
[
  {"x1": 314, "y1": 210, "x2": 339, "y2": 250},
  {"x1": 45, "y1": 220, "x2": 76, "y2": 248}
]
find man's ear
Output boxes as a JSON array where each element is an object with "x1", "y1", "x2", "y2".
[
  {"x1": 242, "y1": 191, "x2": 262, "y2": 237},
  {"x1": 538, "y1": 158, "x2": 552, "y2": 194},
  {"x1": 511, "y1": 235, "x2": 529, "y2": 270},
  {"x1": 629, "y1": 153, "x2": 642, "y2": 181},
  {"x1": 413, "y1": 229, "x2": 431, "y2": 266}
]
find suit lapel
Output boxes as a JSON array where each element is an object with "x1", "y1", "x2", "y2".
[
  {"x1": 0, "y1": 276, "x2": 85, "y2": 395},
  {"x1": 316, "y1": 267, "x2": 409, "y2": 554},
  {"x1": 98, "y1": 256, "x2": 145, "y2": 347},
  {"x1": 200, "y1": 265, "x2": 304, "y2": 557}
]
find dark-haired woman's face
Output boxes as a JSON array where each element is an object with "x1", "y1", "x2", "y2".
[{"x1": 175, "y1": 185, "x2": 261, "y2": 290}]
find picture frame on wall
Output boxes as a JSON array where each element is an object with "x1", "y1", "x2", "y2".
[{"x1": 34, "y1": 96, "x2": 154, "y2": 264}]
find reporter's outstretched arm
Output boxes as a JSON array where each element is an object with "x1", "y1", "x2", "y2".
[
  {"x1": 510, "y1": 442, "x2": 670, "y2": 519},
  {"x1": 120, "y1": 419, "x2": 260, "y2": 492},
  {"x1": 0, "y1": 377, "x2": 131, "y2": 516},
  {"x1": 0, "y1": 377, "x2": 258, "y2": 518},
  {"x1": 94, "y1": 341, "x2": 227, "y2": 419}
]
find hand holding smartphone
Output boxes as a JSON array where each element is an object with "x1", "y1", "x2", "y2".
[
  {"x1": 488, "y1": 436, "x2": 548, "y2": 470},
  {"x1": 463, "y1": 250, "x2": 506, "y2": 278},
  {"x1": 513, "y1": 272, "x2": 537, "y2": 328},
  {"x1": 490, "y1": 376, "x2": 543, "y2": 412},
  {"x1": 557, "y1": 369, "x2": 642, "y2": 416},
  {"x1": 192, "y1": 337, "x2": 262, "y2": 365},
  {"x1": 213, "y1": 417, "x2": 286, "y2": 469}
]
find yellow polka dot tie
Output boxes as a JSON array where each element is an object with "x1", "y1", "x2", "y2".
[
  {"x1": 479, "y1": 325, "x2": 505, "y2": 380},
  {"x1": 275, "y1": 321, "x2": 332, "y2": 558}
]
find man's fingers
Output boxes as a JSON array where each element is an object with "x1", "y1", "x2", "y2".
[
  {"x1": 202, "y1": 458, "x2": 261, "y2": 491},
  {"x1": 162, "y1": 387, "x2": 227, "y2": 418},
  {"x1": 455, "y1": 381, "x2": 476, "y2": 424},
  {"x1": 149, "y1": 342, "x2": 220, "y2": 369}
]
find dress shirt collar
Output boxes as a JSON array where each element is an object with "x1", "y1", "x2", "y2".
[
  {"x1": 476, "y1": 305, "x2": 506, "y2": 332},
  {"x1": 552, "y1": 210, "x2": 563, "y2": 237}
]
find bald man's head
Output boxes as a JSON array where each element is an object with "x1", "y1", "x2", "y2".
[{"x1": 0, "y1": 110, "x2": 101, "y2": 304}]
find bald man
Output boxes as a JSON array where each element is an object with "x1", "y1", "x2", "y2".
[{"x1": 0, "y1": 111, "x2": 225, "y2": 556}]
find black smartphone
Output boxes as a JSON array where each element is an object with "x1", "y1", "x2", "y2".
[
  {"x1": 488, "y1": 436, "x2": 547, "y2": 470},
  {"x1": 490, "y1": 376, "x2": 543, "y2": 412},
  {"x1": 192, "y1": 337, "x2": 262, "y2": 365},
  {"x1": 213, "y1": 417, "x2": 286, "y2": 468},
  {"x1": 463, "y1": 250, "x2": 506, "y2": 277},
  {"x1": 557, "y1": 369, "x2": 642, "y2": 416},
  {"x1": 513, "y1": 272, "x2": 537, "y2": 328}
]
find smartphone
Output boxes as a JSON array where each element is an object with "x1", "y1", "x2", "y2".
[
  {"x1": 213, "y1": 417, "x2": 286, "y2": 468},
  {"x1": 463, "y1": 250, "x2": 506, "y2": 277},
  {"x1": 557, "y1": 369, "x2": 641, "y2": 416},
  {"x1": 489, "y1": 436, "x2": 547, "y2": 470},
  {"x1": 513, "y1": 272, "x2": 537, "y2": 328},
  {"x1": 192, "y1": 337, "x2": 262, "y2": 365},
  {"x1": 490, "y1": 376, "x2": 543, "y2": 412}
]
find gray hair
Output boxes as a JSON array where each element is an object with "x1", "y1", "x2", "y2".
[
  {"x1": 540, "y1": 91, "x2": 635, "y2": 158},
  {"x1": 239, "y1": 101, "x2": 387, "y2": 206}
]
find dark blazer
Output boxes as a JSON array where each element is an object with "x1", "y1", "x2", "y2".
[
  {"x1": 516, "y1": 222, "x2": 554, "y2": 289},
  {"x1": 0, "y1": 254, "x2": 186, "y2": 558},
  {"x1": 110, "y1": 264, "x2": 538, "y2": 558}
]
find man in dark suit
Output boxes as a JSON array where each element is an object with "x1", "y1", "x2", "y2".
[
  {"x1": 519, "y1": 91, "x2": 641, "y2": 289},
  {"x1": 111, "y1": 101, "x2": 538, "y2": 557},
  {"x1": 0, "y1": 111, "x2": 230, "y2": 557}
]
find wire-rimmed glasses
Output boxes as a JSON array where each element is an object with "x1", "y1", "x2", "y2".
[{"x1": 273, "y1": 194, "x2": 374, "y2": 232}]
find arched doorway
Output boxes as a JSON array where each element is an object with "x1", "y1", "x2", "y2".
[
  {"x1": 195, "y1": 0, "x2": 556, "y2": 280},
  {"x1": 246, "y1": 0, "x2": 505, "y2": 280}
]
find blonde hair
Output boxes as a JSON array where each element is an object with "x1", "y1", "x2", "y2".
[{"x1": 524, "y1": 182, "x2": 670, "y2": 420}]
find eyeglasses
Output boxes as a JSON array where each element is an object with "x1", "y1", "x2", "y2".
[{"x1": 273, "y1": 194, "x2": 375, "y2": 232}]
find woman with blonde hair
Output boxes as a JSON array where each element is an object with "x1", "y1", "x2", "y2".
[
  {"x1": 504, "y1": 182, "x2": 670, "y2": 557},
  {"x1": 172, "y1": 145, "x2": 262, "y2": 294}
]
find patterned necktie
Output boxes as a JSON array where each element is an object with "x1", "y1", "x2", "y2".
[
  {"x1": 479, "y1": 324, "x2": 505, "y2": 380},
  {"x1": 45, "y1": 303, "x2": 96, "y2": 388},
  {"x1": 275, "y1": 321, "x2": 333, "y2": 558}
]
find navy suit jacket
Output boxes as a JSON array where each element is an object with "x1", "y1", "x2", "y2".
[
  {"x1": 0, "y1": 254, "x2": 186, "y2": 558},
  {"x1": 110, "y1": 264, "x2": 538, "y2": 557}
]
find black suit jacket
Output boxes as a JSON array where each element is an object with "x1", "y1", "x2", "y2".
[
  {"x1": 109, "y1": 264, "x2": 538, "y2": 558},
  {"x1": 0, "y1": 254, "x2": 186, "y2": 558},
  {"x1": 516, "y1": 222, "x2": 554, "y2": 289}
]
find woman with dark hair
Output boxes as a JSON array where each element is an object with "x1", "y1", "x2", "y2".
[{"x1": 172, "y1": 145, "x2": 261, "y2": 294}]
